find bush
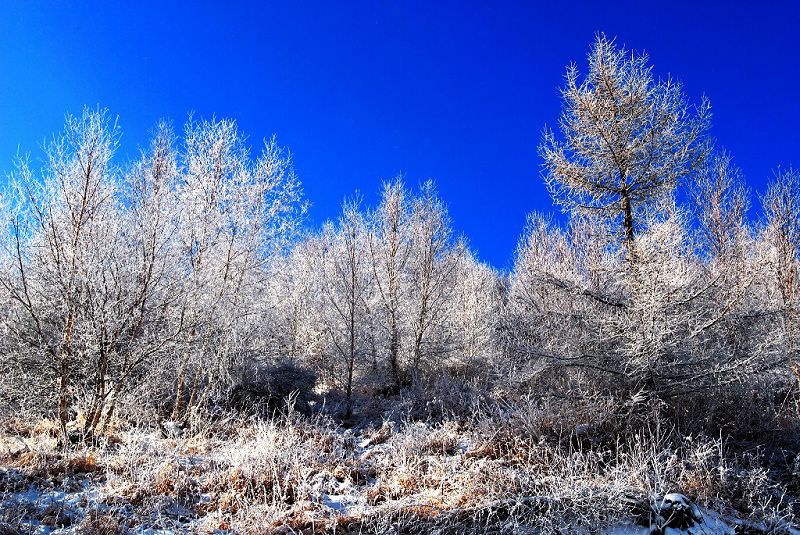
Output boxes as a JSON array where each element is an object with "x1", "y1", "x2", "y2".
[{"x1": 227, "y1": 361, "x2": 318, "y2": 417}]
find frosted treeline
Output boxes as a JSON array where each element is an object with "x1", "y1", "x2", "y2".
[{"x1": 0, "y1": 35, "x2": 797, "y2": 441}]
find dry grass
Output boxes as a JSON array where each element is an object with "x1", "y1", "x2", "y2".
[{"x1": 0, "y1": 395, "x2": 797, "y2": 533}]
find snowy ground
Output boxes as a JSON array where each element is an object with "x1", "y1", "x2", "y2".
[
  {"x1": 1, "y1": 418, "x2": 797, "y2": 534},
  {"x1": 0, "y1": 463, "x2": 744, "y2": 534}
]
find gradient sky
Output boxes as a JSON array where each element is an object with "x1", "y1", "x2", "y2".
[{"x1": 1, "y1": 1, "x2": 798, "y2": 268}]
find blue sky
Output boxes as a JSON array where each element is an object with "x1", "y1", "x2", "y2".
[{"x1": 1, "y1": 1, "x2": 798, "y2": 268}]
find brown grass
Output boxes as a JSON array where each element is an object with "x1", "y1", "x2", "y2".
[{"x1": 0, "y1": 396, "x2": 796, "y2": 533}]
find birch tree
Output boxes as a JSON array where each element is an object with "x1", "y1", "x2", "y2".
[
  {"x1": 170, "y1": 117, "x2": 303, "y2": 418},
  {"x1": 0, "y1": 109, "x2": 305, "y2": 434},
  {"x1": 0, "y1": 108, "x2": 127, "y2": 438},
  {"x1": 449, "y1": 252, "x2": 502, "y2": 377},
  {"x1": 264, "y1": 239, "x2": 326, "y2": 367},
  {"x1": 368, "y1": 179, "x2": 412, "y2": 387},
  {"x1": 407, "y1": 180, "x2": 462, "y2": 377},
  {"x1": 319, "y1": 197, "x2": 373, "y2": 416}
]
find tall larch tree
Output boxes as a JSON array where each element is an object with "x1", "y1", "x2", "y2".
[{"x1": 540, "y1": 33, "x2": 710, "y2": 257}]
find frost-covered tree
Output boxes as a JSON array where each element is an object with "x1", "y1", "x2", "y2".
[
  {"x1": 449, "y1": 252, "x2": 502, "y2": 376},
  {"x1": 619, "y1": 209, "x2": 759, "y2": 397},
  {"x1": 762, "y1": 168, "x2": 800, "y2": 308},
  {"x1": 318, "y1": 197, "x2": 373, "y2": 416},
  {"x1": 0, "y1": 109, "x2": 305, "y2": 435},
  {"x1": 509, "y1": 34, "x2": 780, "y2": 402},
  {"x1": 406, "y1": 180, "x2": 462, "y2": 376},
  {"x1": 0, "y1": 109, "x2": 175, "y2": 437},
  {"x1": 264, "y1": 238, "x2": 326, "y2": 367},
  {"x1": 506, "y1": 213, "x2": 625, "y2": 385},
  {"x1": 685, "y1": 151, "x2": 771, "y2": 392},
  {"x1": 691, "y1": 150, "x2": 750, "y2": 258},
  {"x1": 170, "y1": 117, "x2": 304, "y2": 418},
  {"x1": 79, "y1": 121, "x2": 183, "y2": 435},
  {"x1": 368, "y1": 179, "x2": 412, "y2": 386},
  {"x1": 506, "y1": 205, "x2": 773, "y2": 399},
  {"x1": 0, "y1": 109, "x2": 124, "y2": 437},
  {"x1": 761, "y1": 167, "x2": 800, "y2": 365},
  {"x1": 540, "y1": 34, "x2": 710, "y2": 255}
]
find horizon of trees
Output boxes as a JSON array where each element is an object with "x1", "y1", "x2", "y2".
[{"x1": 0, "y1": 34, "x2": 798, "y2": 441}]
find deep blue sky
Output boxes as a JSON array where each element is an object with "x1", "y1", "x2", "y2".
[{"x1": 1, "y1": 2, "x2": 798, "y2": 268}]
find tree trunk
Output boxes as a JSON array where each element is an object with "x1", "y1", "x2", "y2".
[
  {"x1": 388, "y1": 313, "x2": 400, "y2": 386},
  {"x1": 58, "y1": 313, "x2": 75, "y2": 441},
  {"x1": 621, "y1": 188, "x2": 636, "y2": 260}
]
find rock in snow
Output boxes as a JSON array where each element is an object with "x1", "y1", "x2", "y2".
[
  {"x1": 159, "y1": 420, "x2": 188, "y2": 439},
  {"x1": 654, "y1": 493, "x2": 705, "y2": 529},
  {"x1": 607, "y1": 493, "x2": 735, "y2": 534}
]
